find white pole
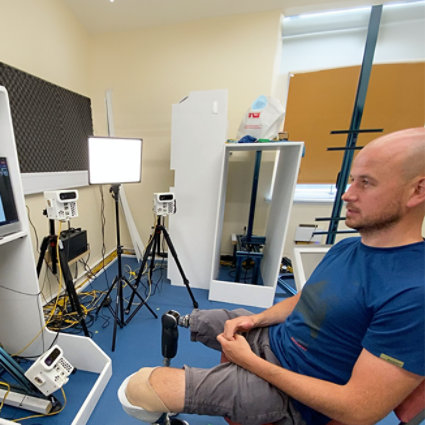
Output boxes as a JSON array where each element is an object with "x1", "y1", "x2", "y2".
[{"x1": 105, "y1": 89, "x2": 144, "y2": 261}]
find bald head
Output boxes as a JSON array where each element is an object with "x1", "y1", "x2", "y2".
[
  {"x1": 344, "y1": 128, "x2": 425, "y2": 245},
  {"x1": 361, "y1": 128, "x2": 425, "y2": 181}
]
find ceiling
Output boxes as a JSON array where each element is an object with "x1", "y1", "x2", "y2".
[{"x1": 61, "y1": 0, "x2": 400, "y2": 34}]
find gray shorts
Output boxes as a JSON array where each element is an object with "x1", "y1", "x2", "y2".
[{"x1": 183, "y1": 309, "x2": 306, "y2": 425}]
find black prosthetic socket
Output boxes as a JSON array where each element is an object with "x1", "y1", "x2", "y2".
[{"x1": 161, "y1": 310, "x2": 179, "y2": 366}]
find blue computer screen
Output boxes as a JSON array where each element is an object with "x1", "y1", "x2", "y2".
[{"x1": 0, "y1": 157, "x2": 19, "y2": 236}]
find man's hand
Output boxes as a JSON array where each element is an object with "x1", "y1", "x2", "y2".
[
  {"x1": 221, "y1": 315, "x2": 256, "y2": 340},
  {"x1": 216, "y1": 332, "x2": 256, "y2": 367}
]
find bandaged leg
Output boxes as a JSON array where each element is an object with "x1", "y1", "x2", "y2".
[{"x1": 118, "y1": 367, "x2": 170, "y2": 423}]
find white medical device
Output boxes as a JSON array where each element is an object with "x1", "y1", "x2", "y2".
[
  {"x1": 24, "y1": 345, "x2": 74, "y2": 396},
  {"x1": 153, "y1": 192, "x2": 176, "y2": 216},
  {"x1": 44, "y1": 190, "x2": 78, "y2": 221}
]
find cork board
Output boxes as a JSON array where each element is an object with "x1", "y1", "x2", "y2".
[{"x1": 284, "y1": 62, "x2": 425, "y2": 183}]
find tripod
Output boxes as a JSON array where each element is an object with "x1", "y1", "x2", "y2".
[
  {"x1": 125, "y1": 215, "x2": 198, "y2": 325},
  {"x1": 37, "y1": 215, "x2": 90, "y2": 337},
  {"x1": 96, "y1": 185, "x2": 157, "y2": 351}
]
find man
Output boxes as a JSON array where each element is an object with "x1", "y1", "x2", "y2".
[{"x1": 119, "y1": 128, "x2": 425, "y2": 425}]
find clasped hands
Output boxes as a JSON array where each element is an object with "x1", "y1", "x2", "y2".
[{"x1": 216, "y1": 315, "x2": 257, "y2": 368}]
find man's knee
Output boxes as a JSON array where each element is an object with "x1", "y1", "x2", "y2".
[{"x1": 118, "y1": 367, "x2": 170, "y2": 422}]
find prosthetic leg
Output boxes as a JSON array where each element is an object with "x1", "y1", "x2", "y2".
[
  {"x1": 118, "y1": 310, "x2": 190, "y2": 425},
  {"x1": 162, "y1": 310, "x2": 190, "y2": 365},
  {"x1": 159, "y1": 311, "x2": 189, "y2": 425}
]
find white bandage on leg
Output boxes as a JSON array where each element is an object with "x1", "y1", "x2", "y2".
[{"x1": 118, "y1": 367, "x2": 169, "y2": 423}]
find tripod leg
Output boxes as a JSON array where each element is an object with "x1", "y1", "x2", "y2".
[
  {"x1": 125, "y1": 231, "x2": 157, "y2": 313},
  {"x1": 117, "y1": 277, "x2": 125, "y2": 329},
  {"x1": 111, "y1": 277, "x2": 126, "y2": 352},
  {"x1": 48, "y1": 220, "x2": 58, "y2": 275},
  {"x1": 95, "y1": 271, "x2": 121, "y2": 317},
  {"x1": 102, "y1": 276, "x2": 124, "y2": 328},
  {"x1": 148, "y1": 229, "x2": 160, "y2": 285},
  {"x1": 124, "y1": 277, "x2": 158, "y2": 325},
  {"x1": 160, "y1": 226, "x2": 199, "y2": 309},
  {"x1": 37, "y1": 236, "x2": 50, "y2": 277},
  {"x1": 59, "y1": 250, "x2": 90, "y2": 337}
]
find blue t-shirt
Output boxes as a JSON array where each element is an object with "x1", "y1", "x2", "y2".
[{"x1": 269, "y1": 237, "x2": 425, "y2": 425}]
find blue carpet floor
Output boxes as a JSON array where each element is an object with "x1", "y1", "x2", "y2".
[{"x1": 0, "y1": 257, "x2": 408, "y2": 424}]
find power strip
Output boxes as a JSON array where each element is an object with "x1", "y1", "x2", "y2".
[
  {"x1": 0, "y1": 388, "x2": 51, "y2": 414},
  {"x1": 0, "y1": 418, "x2": 22, "y2": 424}
]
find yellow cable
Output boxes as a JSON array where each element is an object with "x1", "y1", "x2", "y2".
[
  {"x1": 0, "y1": 380, "x2": 11, "y2": 413},
  {"x1": 42, "y1": 288, "x2": 105, "y2": 332}
]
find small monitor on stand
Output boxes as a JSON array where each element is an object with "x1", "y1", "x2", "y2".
[{"x1": 0, "y1": 157, "x2": 21, "y2": 238}]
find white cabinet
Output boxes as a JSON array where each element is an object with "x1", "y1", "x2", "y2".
[
  {"x1": 168, "y1": 89, "x2": 303, "y2": 308},
  {"x1": 0, "y1": 86, "x2": 111, "y2": 425},
  {"x1": 209, "y1": 142, "x2": 303, "y2": 308}
]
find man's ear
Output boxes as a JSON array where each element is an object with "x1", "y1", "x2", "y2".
[{"x1": 407, "y1": 176, "x2": 425, "y2": 208}]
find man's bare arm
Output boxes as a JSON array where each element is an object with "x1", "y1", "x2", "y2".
[{"x1": 222, "y1": 293, "x2": 301, "y2": 339}]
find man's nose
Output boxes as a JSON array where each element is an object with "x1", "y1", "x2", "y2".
[{"x1": 342, "y1": 184, "x2": 354, "y2": 202}]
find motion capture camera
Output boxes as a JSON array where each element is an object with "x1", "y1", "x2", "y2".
[
  {"x1": 24, "y1": 345, "x2": 74, "y2": 396},
  {"x1": 44, "y1": 190, "x2": 78, "y2": 221},
  {"x1": 153, "y1": 192, "x2": 176, "y2": 216}
]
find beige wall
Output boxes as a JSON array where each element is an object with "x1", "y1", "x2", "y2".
[
  {"x1": 0, "y1": 1, "x2": 290, "y2": 297},
  {"x1": 0, "y1": 0, "x2": 115, "y2": 298},
  {"x1": 0, "y1": 0, "x2": 89, "y2": 93},
  {"x1": 88, "y1": 11, "x2": 283, "y2": 257}
]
